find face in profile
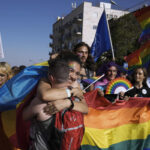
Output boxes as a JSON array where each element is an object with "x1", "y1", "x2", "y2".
[
  {"x1": 76, "y1": 46, "x2": 88, "y2": 64},
  {"x1": 0, "y1": 72, "x2": 8, "y2": 87},
  {"x1": 134, "y1": 68, "x2": 145, "y2": 83},
  {"x1": 68, "y1": 61, "x2": 81, "y2": 84},
  {"x1": 106, "y1": 66, "x2": 117, "y2": 81}
]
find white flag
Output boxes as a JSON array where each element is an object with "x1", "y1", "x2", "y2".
[{"x1": 0, "y1": 33, "x2": 4, "y2": 58}]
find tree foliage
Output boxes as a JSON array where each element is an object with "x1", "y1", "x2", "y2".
[{"x1": 97, "y1": 12, "x2": 142, "y2": 67}]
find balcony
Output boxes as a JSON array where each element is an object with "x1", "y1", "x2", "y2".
[
  {"x1": 49, "y1": 34, "x2": 53, "y2": 39},
  {"x1": 75, "y1": 32, "x2": 82, "y2": 36},
  {"x1": 73, "y1": 17, "x2": 82, "y2": 24},
  {"x1": 49, "y1": 43, "x2": 53, "y2": 48}
]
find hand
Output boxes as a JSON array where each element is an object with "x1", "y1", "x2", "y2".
[
  {"x1": 124, "y1": 96, "x2": 130, "y2": 101},
  {"x1": 43, "y1": 99, "x2": 71, "y2": 115},
  {"x1": 134, "y1": 94, "x2": 138, "y2": 97},
  {"x1": 97, "y1": 89, "x2": 104, "y2": 97},
  {"x1": 119, "y1": 92, "x2": 125, "y2": 100},
  {"x1": 72, "y1": 87, "x2": 83, "y2": 100}
]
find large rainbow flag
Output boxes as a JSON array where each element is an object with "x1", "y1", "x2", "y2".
[
  {"x1": 0, "y1": 61, "x2": 48, "y2": 149},
  {"x1": 125, "y1": 40, "x2": 150, "y2": 70},
  {"x1": 1, "y1": 61, "x2": 150, "y2": 150},
  {"x1": 81, "y1": 89, "x2": 150, "y2": 150},
  {"x1": 134, "y1": 6, "x2": 150, "y2": 43}
]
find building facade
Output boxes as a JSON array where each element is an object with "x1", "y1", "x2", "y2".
[{"x1": 50, "y1": 1, "x2": 129, "y2": 52}]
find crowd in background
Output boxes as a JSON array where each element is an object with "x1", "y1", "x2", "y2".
[
  {"x1": 1, "y1": 41, "x2": 150, "y2": 99},
  {"x1": 0, "y1": 41, "x2": 150, "y2": 150}
]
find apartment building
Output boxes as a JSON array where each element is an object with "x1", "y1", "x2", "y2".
[{"x1": 50, "y1": 1, "x2": 129, "y2": 52}]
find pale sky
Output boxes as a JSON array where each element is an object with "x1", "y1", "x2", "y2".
[{"x1": 0, "y1": 0, "x2": 149, "y2": 67}]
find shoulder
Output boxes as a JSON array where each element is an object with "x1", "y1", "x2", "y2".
[{"x1": 37, "y1": 77, "x2": 52, "y2": 91}]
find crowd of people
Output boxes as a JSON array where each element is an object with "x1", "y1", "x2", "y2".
[{"x1": 0, "y1": 41, "x2": 150, "y2": 150}]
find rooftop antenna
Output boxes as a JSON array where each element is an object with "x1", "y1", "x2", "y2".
[
  {"x1": 110, "y1": 0, "x2": 122, "y2": 10},
  {"x1": 72, "y1": 1, "x2": 76, "y2": 10}
]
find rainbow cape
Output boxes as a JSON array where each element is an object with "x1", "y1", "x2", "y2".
[
  {"x1": 81, "y1": 89, "x2": 150, "y2": 150},
  {"x1": 125, "y1": 40, "x2": 150, "y2": 70},
  {"x1": 0, "y1": 61, "x2": 48, "y2": 149},
  {"x1": 134, "y1": 6, "x2": 150, "y2": 43}
]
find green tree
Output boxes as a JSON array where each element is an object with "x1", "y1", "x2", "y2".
[{"x1": 97, "y1": 12, "x2": 142, "y2": 67}]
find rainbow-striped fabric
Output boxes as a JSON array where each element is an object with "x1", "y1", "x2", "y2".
[
  {"x1": 81, "y1": 90, "x2": 150, "y2": 150},
  {"x1": 105, "y1": 77, "x2": 132, "y2": 94},
  {"x1": 125, "y1": 40, "x2": 150, "y2": 70},
  {"x1": 134, "y1": 6, "x2": 150, "y2": 42},
  {"x1": 0, "y1": 61, "x2": 48, "y2": 149}
]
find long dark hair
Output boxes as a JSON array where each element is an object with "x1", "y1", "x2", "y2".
[
  {"x1": 131, "y1": 67, "x2": 148, "y2": 87},
  {"x1": 73, "y1": 42, "x2": 96, "y2": 71}
]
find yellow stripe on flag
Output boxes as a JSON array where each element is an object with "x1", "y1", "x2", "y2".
[
  {"x1": 34, "y1": 61, "x2": 49, "y2": 66},
  {"x1": 140, "y1": 17, "x2": 150, "y2": 29},
  {"x1": 1, "y1": 110, "x2": 16, "y2": 137},
  {"x1": 81, "y1": 120, "x2": 150, "y2": 148}
]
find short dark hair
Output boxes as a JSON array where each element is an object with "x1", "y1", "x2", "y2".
[
  {"x1": 48, "y1": 58, "x2": 69, "y2": 84},
  {"x1": 56, "y1": 50, "x2": 82, "y2": 66}
]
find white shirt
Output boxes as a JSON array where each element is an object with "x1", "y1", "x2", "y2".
[{"x1": 147, "y1": 77, "x2": 150, "y2": 88}]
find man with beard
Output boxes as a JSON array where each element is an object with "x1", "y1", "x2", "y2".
[{"x1": 73, "y1": 42, "x2": 96, "y2": 90}]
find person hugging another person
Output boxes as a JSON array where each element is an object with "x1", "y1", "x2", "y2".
[{"x1": 23, "y1": 51, "x2": 88, "y2": 150}]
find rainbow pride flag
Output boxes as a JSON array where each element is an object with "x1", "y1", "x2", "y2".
[
  {"x1": 134, "y1": 6, "x2": 150, "y2": 42},
  {"x1": 81, "y1": 90, "x2": 150, "y2": 150},
  {"x1": 0, "y1": 61, "x2": 48, "y2": 149},
  {"x1": 125, "y1": 40, "x2": 150, "y2": 70}
]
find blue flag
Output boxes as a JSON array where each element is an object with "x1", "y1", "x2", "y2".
[
  {"x1": 0, "y1": 63, "x2": 48, "y2": 111},
  {"x1": 91, "y1": 10, "x2": 111, "y2": 62}
]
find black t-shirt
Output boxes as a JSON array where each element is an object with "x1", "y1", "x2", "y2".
[{"x1": 125, "y1": 85, "x2": 150, "y2": 97}]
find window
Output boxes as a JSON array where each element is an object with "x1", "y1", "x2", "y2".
[
  {"x1": 93, "y1": 12, "x2": 98, "y2": 18},
  {"x1": 93, "y1": 25, "x2": 97, "y2": 30}
]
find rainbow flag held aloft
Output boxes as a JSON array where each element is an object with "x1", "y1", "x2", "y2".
[
  {"x1": 125, "y1": 40, "x2": 150, "y2": 70},
  {"x1": 134, "y1": 6, "x2": 150, "y2": 43},
  {"x1": 81, "y1": 89, "x2": 150, "y2": 150},
  {"x1": 0, "y1": 61, "x2": 48, "y2": 149}
]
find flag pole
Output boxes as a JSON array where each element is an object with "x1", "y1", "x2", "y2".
[
  {"x1": 104, "y1": 6, "x2": 115, "y2": 61},
  {"x1": 0, "y1": 32, "x2": 4, "y2": 58},
  {"x1": 83, "y1": 74, "x2": 105, "y2": 91}
]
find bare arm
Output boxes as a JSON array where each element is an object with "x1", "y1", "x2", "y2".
[
  {"x1": 44, "y1": 82, "x2": 88, "y2": 115},
  {"x1": 44, "y1": 97, "x2": 88, "y2": 115},
  {"x1": 72, "y1": 97, "x2": 88, "y2": 114},
  {"x1": 36, "y1": 78, "x2": 83, "y2": 101}
]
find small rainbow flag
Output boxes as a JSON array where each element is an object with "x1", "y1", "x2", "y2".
[
  {"x1": 134, "y1": 6, "x2": 150, "y2": 43},
  {"x1": 82, "y1": 76, "x2": 101, "y2": 84}
]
